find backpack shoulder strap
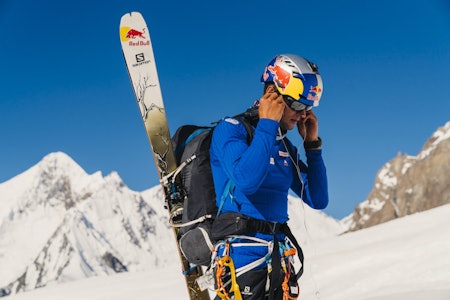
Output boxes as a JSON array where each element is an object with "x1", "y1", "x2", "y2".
[
  {"x1": 237, "y1": 116, "x2": 254, "y2": 145},
  {"x1": 216, "y1": 116, "x2": 254, "y2": 216},
  {"x1": 217, "y1": 179, "x2": 235, "y2": 216}
]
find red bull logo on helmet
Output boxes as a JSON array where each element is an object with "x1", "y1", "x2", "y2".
[
  {"x1": 262, "y1": 56, "x2": 305, "y2": 99},
  {"x1": 307, "y1": 85, "x2": 322, "y2": 101},
  {"x1": 120, "y1": 26, "x2": 150, "y2": 46},
  {"x1": 263, "y1": 57, "x2": 295, "y2": 91},
  {"x1": 267, "y1": 63, "x2": 291, "y2": 89}
]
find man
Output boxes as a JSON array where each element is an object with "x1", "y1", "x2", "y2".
[{"x1": 209, "y1": 54, "x2": 328, "y2": 299}]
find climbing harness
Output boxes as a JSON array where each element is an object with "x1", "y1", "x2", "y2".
[{"x1": 213, "y1": 234, "x2": 300, "y2": 300}]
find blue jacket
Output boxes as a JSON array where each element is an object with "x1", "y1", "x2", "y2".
[{"x1": 210, "y1": 117, "x2": 328, "y2": 268}]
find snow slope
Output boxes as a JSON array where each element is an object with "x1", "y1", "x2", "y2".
[
  {"x1": 299, "y1": 204, "x2": 450, "y2": 300},
  {"x1": 6, "y1": 204, "x2": 450, "y2": 300},
  {"x1": 0, "y1": 152, "x2": 342, "y2": 297}
]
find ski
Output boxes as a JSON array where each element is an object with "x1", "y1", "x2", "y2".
[{"x1": 119, "y1": 12, "x2": 210, "y2": 300}]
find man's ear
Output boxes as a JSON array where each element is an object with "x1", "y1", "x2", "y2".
[{"x1": 265, "y1": 84, "x2": 276, "y2": 94}]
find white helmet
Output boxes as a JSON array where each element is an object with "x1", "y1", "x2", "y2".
[{"x1": 261, "y1": 54, "x2": 323, "y2": 108}]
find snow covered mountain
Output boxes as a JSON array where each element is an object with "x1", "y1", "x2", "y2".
[
  {"x1": 4, "y1": 119, "x2": 447, "y2": 297},
  {"x1": 6, "y1": 204, "x2": 450, "y2": 300},
  {"x1": 348, "y1": 121, "x2": 450, "y2": 231},
  {"x1": 0, "y1": 152, "x2": 342, "y2": 297},
  {"x1": 0, "y1": 152, "x2": 176, "y2": 297}
]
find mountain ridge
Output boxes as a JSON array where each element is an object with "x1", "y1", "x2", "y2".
[
  {"x1": 348, "y1": 121, "x2": 450, "y2": 231},
  {"x1": 0, "y1": 154, "x2": 175, "y2": 296}
]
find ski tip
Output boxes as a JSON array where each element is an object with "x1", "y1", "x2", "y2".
[
  {"x1": 121, "y1": 11, "x2": 142, "y2": 18},
  {"x1": 120, "y1": 11, "x2": 145, "y2": 26}
]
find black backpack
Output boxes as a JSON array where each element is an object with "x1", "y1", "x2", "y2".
[{"x1": 171, "y1": 111, "x2": 256, "y2": 266}]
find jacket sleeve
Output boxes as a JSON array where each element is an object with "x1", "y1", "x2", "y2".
[
  {"x1": 211, "y1": 118, "x2": 279, "y2": 195},
  {"x1": 290, "y1": 149, "x2": 329, "y2": 209}
]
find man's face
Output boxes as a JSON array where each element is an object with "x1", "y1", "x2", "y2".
[{"x1": 280, "y1": 105, "x2": 307, "y2": 131}]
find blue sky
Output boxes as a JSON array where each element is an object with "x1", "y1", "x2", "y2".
[{"x1": 1, "y1": 0, "x2": 449, "y2": 219}]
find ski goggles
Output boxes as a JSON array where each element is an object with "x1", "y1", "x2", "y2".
[{"x1": 282, "y1": 95, "x2": 312, "y2": 112}]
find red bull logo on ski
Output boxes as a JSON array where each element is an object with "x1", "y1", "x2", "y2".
[
  {"x1": 120, "y1": 26, "x2": 150, "y2": 46},
  {"x1": 126, "y1": 28, "x2": 145, "y2": 39}
]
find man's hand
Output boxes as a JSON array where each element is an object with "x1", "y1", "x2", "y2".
[
  {"x1": 297, "y1": 110, "x2": 319, "y2": 141},
  {"x1": 258, "y1": 92, "x2": 285, "y2": 122}
]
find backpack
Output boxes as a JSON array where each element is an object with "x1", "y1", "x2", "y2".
[
  {"x1": 171, "y1": 111, "x2": 256, "y2": 266},
  {"x1": 171, "y1": 108, "x2": 305, "y2": 281}
]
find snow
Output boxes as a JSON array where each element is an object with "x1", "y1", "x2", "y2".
[
  {"x1": 4, "y1": 266, "x2": 188, "y2": 300},
  {"x1": 377, "y1": 164, "x2": 397, "y2": 188},
  {"x1": 0, "y1": 153, "x2": 177, "y2": 292},
  {"x1": 418, "y1": 121, "x2": 450, "y2": 160},
  {"x1": 298, "y1": 204, "x2": 450, "y2": 300},
  {"x1": 364, "y1": 197, "x2": 385, "y2": 213},
  {"x1": 5, "y1": 203, "x2": 450, "y2": 300},
  {"x1": 1, "y1": 149, "x2": 449, "y2": 299},
  {"x1": 400, "y1": 158, "x2": 414, "y2": 175}
]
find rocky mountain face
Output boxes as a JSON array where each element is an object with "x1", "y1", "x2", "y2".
[{"x1": 348, "y1": 121, "x2": 450, "y2": 231}]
